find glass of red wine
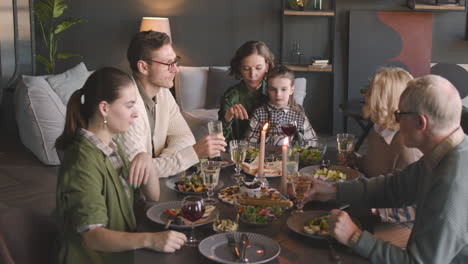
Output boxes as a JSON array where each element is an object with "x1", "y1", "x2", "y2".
[
  {"x1": 181, "y1": 196, "x2": 205, "y2": 246},
  {"x1": 281, "y1": 121, "x2": 297, "y2": 143}
]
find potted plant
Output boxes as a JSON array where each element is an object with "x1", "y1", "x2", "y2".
[{"x1": 33, "y1": 0, "x2": 85, "y2": 74}]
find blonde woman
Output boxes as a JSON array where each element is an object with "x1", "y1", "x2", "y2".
[{"x1": 346, "y1": 67, "x2": 422, "y2": 223}]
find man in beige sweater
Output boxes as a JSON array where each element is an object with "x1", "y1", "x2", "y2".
[
  {"x1": 306, "y1": 75, "x2": 468, "y2": 263},
  {"x1": 118, "y1": 31, "x2": 226, "y2": 184}
]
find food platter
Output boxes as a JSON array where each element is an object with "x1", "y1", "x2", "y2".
[
  {"x1": 165, "y1": 174, "x2": 224, "y2": 194},
  {"x1": 217, "y1": 185, "x2": 287, "y2": 206},
  {"x1": 299, "y1": 165, "x2": 361, "y2": 182}
]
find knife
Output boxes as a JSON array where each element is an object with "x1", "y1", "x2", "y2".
[
  {"x1": 226, "y1": 234, "x2": 240, "y2": 261},
  {"x1": 240, "y1": 233, "x2": 250, "y2": 263}
]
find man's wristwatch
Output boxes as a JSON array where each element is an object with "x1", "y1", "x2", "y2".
[{"x1": 348, "y1": 229, "x2": 362, "y2": 247}]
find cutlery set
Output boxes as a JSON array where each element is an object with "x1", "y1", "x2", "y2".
[{"x1": 226, "y1": 233, "x2": 250, "y2": 263}]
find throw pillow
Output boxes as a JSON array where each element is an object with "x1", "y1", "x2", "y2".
[
  {"x1": 46, "y1": 62, "x2": 90, "y2": 105},
  {"x1": 205, "y1": 67, "x2": 238, "y2": 109}
]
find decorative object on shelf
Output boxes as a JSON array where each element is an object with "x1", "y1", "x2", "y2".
[
  {"x1": 33, "y1": 0, "x2": 86, "y2": 74},
  {"x1": 288, "y1": 0, "x2": 307, "y2": 10},
  {"x1": 313, "y1": 0, "x2": 322, "y2": 10},
  {"x1": 291, "y1": 41, "x2": 302, "y2": 65},
  {"x1": 140, "y1": 17, "x2": 172, "y2": 41}
]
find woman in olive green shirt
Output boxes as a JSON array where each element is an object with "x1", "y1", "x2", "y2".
[
  {"x1": 55, "y1": 68, "x2": 186, "y2": 264},
  {"x1": 218, "y1": 40, "x2": 274, "y2": 141}
]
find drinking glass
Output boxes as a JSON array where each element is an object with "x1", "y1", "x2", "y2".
[
  {"x1": 208, "y1": 120, "x2": 223, "y2": 158},
  {"x1": 181, "y1": 196, "x2": 205, "y2": 246},
  {"x1": 201, "y1": 160, "x2": 221, "y2": 205},
  {"x1": 336, "y1": 133, "x2": 355, "y2": 157},
  {"x1": 229, "y1": 140, "x2": 248, "y2": 188},
  {"x1": 301, "y1": 138, "x2": 328, "y2": 165},
  {"x1": 280, "y1": 120, "x2": 297, "y2": 140},
  {"x1": 286, "y1": 150, "x2": 300, "y2": 181},
  {"x1": 292, "y1": 175, "x2": 313, "y2": 214}
]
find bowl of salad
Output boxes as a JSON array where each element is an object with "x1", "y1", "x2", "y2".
[
  {"x1": 293, "y1": 139, "x2": 327, "y2": 166},
  {"x1": 239, "y1": 206, "x2": 284, "y2": 226}
]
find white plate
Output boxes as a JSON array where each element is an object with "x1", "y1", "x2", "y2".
[
  {"x1": 198, "y1": 232, "x2": 280, "y2": 264},
  {"x1": 146, "y1": 201, "x2": 218, "y2": 229}
]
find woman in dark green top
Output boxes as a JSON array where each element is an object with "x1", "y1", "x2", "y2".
[
  {"x1": 218, "y1": 40, "x2": 274, "y2": 141},
  {"x1": 55, "y1": 68, "x2": 186, "y2": 264}
]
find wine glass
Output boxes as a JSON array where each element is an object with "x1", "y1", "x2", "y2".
[
  {"x1": 292, "y1": 175, "x2": 313, "y2": 214},
  {"x1": 336, "y1": 133, "x2": 355, "y2": 164},
  {"x1": 229, "y1": 140, "x2": 248, "y2": 188},
  {"x1": 201, "y1": 160, "x2": 221, "y2": 205},
  {"x1": 281, "y1": 121, "x2": 297, "y2": 143},
  {"x1": 181, "y1": 196, "x2": 205, "y2": 246}
]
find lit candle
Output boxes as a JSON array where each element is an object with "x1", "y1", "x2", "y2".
[
  {"x1": 281, "y1": 137, "x2": 289, "y2": 194},
  {"x1": 257, "y1": 123, "x2": 269, "y2": 178}
]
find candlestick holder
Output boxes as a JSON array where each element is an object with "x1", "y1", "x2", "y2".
[{"x1": 254, "y1": 172, "x2": 269, "y2": 188}]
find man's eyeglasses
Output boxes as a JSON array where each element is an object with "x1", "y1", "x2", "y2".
[
  {"x1": 143, "y1": 56, "x2": 181, "y2": 71},
  {"x1": 394, "y1": 110, "x2": 419, "y2": 123}
]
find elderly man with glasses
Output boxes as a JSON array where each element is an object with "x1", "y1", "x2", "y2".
[
  {"x1": 305, "y1": 75, "x2": 468, "y2": 263},
  {"x1": 118, "y1": 31, "x2": 227, "y2": 186}
]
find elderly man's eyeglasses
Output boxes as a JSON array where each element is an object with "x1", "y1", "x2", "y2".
[
  {"x1": 394, "y1": 110, "x2": 419, "y2": 123},
  {"x1": 143, "y1": 56, "x2": 181, "y2": 70}
]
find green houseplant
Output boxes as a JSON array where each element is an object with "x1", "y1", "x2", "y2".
[{"x1": 33, "y1": 0, "x2": 85, "y2": 74}]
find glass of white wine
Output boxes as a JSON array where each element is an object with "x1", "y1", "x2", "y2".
[
  {"x1": 201, "y1": 160, "x2": 221, "y2": 205},
  {"x1": 229, "y1": 140, "x2": 248, "y2": 188}
]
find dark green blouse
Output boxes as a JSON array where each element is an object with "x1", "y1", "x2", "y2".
[
  {"x1": 218, "y1": 80, "x2": 268, "y2": 141},
  {"x1": 56, "y1": 135, "x2": 137, "y2": 264}
]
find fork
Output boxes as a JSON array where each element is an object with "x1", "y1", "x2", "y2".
[{"x1": 226, "y1": 234, "x2": 240, "y2": 261}]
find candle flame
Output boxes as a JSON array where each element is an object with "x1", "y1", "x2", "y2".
[
  {"x1": 283, "y1": 136, "x2": 289, "y2": 146},
  {"x1": 262, "y1": 123, "x2": 269, "y2": 131}
]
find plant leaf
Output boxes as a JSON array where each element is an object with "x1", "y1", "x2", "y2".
[
  {"x1": 57, "y1": 53, "x2": 82, "y2": 59},
  {"x1": 33, "y1": 0, "x2": 52, "y2": 23},
  {"x1": 54, "y1": 19, "x2": 86, "y2": 35},
  {"x1": 36, "y1": 55, "x2": 53, "y2": 74},
  {"x1": 52, "y1": 0, "x2": 67, "y2": 18}
]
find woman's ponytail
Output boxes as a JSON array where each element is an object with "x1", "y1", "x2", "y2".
[{"x1": 55, "y1": 88, "x2": 87, "y2": 151}]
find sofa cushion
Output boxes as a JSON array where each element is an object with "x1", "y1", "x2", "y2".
[
  {"x1": 181, "y1": 108, "x2": 219, "y2": 141},
  {"x1": 46, "y1": 62, "x2": 90, "y2": 105},
  {"x1": 205, "y1": 67, "x2": 237, "y2": 109},
  {"x1": 294, "y1": 77, "x2": 307, "y2": 106},
  {"x1": 15, "y1": 63, "x2": 91, "y2": 165},
  {"x1": 175, "y1": 66, "x2": 209, "y2": 112},
  {"x1": 15, "y1": 75, "x2": 65, "y2": 165}
]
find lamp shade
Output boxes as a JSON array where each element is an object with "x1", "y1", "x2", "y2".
[{"x1": 139, "y1": 17, "x2": 171, "y2": 41}]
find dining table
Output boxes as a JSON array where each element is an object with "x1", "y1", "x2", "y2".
[{"x1": 135, "y1": 158, "x2": 371, "y2": 264}]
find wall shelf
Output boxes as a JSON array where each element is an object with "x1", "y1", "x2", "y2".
[
  {"x1": 285, "y1": 64, "x2": 333, "y2": 72},
  {"x1": 408, "y1": 0, "x2": 466, "y2": 11},
  {"x1": 284, "y1": 9, "x2": 335, "y2": 16}
]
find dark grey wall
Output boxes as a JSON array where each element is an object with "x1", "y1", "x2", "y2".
[{"x1": 41, "y1": 0, "x2": 468, "y2": 134}]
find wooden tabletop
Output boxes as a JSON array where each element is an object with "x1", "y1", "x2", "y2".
[{"x1": 135, "y1": 163, "x2": 370, "y2": 264}]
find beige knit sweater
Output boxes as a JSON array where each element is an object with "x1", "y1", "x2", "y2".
[
  {"x1": 360, "y1": 127, "x2": 423, "y2": 223},
  {"x1": 117, "y1": 82, "x2": 198, "y2": 178}
]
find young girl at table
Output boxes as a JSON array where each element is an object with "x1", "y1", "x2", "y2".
[
  {"x1": 55, "y1": 67, "x2": 186, "y2": 264},
  {"x1": 246, "y1": 65, "x2": 316, "y2": 146}
]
